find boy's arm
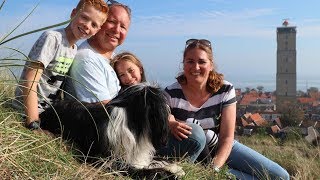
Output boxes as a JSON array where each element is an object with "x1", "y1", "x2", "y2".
[{"x1": 22, "y1": 62, "x2": 44, "y2": 125}]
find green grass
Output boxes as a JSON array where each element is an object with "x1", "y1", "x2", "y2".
[
  {"x1": 0, "y1": 76, "x2": 230, "y2": 179},
  {"x1": 238, "y1": 134, "x2": 320, "y2": 180},
  {"x1": 0, "y1": 108, "x2": 227, "y2": 179},
  {"x1": 1, "y1": 77, "x2": 320, "y2": 179}
]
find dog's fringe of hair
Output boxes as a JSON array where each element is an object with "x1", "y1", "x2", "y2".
[{"x1": 107, "y1": 107, "x2": 155, "y2": 168}]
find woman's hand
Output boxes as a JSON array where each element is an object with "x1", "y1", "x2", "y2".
[{"x1": 168, "y1": 115, "x2": 192, "y2": 141}]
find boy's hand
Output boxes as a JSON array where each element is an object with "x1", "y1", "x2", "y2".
[{"x1": 26, "y1": 120, "x2": 40, "y2": 130}]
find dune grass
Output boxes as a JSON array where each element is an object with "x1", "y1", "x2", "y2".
[
  {"x1": 0, "y1": 107, "x2": 227, "y2": 179},
  {"x1": 1, "y1": 1, "x2": 319, "y2": 179},
  {"x1": 238, "y1": 134, "x2": 320, "y2": 180},
  {"x1": 0, "y1": 77, "x2": 231, "y2": 179},
  {"x1": 1, "y1": 75, "x2": 319, "y2": 179}
]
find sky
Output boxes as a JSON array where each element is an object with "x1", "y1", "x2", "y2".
[{"x1": 1, "y1": 0, "x2": 320, "y2": 91}]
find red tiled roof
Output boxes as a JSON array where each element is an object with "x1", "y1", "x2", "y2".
[
  {"x1": 239, "y1": 91, "x2": 273, "y2": 106},
  {"x1": 297, "y1": 97, "x2": 316, "y2": 104},
  {"x1": 250, "y1": 113, "x2": 268, "y2": 126},
  {"x1": 271, "y1": 125, "x2": 281, "y2": 133},
  {"x1": 239, "y1": 94, "x2": 257, "y2": 105},
  {"x1": 241, "y1": 118, "x2": 250, "y2": 126}
]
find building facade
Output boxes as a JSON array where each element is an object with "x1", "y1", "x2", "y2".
[{"x1": 276, "y1": 20, "x2": 297, "y2": 111}]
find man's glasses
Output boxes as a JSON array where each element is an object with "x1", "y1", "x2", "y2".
[
  {"x1": 107, "y1": 0, "x2": 131, "y2": 15},
  {"x1": 185, "y1": 39, "x2": 212, "y2": 49}
]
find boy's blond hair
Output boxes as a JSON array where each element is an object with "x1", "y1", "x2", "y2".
[{"x1": 75, "y1": 0, "x2": 109, "y2": 14}]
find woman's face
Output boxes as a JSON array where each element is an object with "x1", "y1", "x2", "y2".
[
  {"x1": 183, "y1": 48, "x2": 213, "y2": 85},
  {"x1": 115, "y1": 60, "x2": 142, "y2": 86}
]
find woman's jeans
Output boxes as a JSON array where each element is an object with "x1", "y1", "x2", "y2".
[
  {"x1": 228, "y1": 140, "x2": 290, "y2": 180},
  {"x1": 157, "y1": 123, "x2": 206, "y2": 162}
]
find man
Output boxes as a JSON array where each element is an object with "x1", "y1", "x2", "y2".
[{"x1": 66, "y1": 2, "x2": 131, "y2": 104}]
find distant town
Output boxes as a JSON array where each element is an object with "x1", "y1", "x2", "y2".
[{"x1": 235, "y1": 20, "x2": 319, "y2": 145}]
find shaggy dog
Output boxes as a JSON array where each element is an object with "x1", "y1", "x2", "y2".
[{"x1": 39, "y1": 83, "x2": 184, "y2": 179}]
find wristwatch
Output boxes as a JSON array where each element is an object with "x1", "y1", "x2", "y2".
[{"x1": 26, "y1": 120, "x2": 40, "y2": 130}]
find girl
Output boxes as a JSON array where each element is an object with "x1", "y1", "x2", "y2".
[{"x1": 111, "y1": 51, "x2": 146, "y2": 88}]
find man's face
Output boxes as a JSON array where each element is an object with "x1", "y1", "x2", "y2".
[{"x1": 93, "y1": 5, "x2": 131, "y2": 51}]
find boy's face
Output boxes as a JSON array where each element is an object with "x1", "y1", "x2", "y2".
[
  {"x1": 70, "y1": 5, "x2": 107, "y2": 40},
  {"x1": 115, "y1": 60, "x2": 142, "y2": 86}
]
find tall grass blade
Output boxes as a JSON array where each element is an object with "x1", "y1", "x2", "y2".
[
  {"x1": 0, "y1": 19, "x2": 71, "y2": 46},
  {"x1": 1, "y1": 47, "x2": 29, "y2": 60},
  {"x1": 0, "y1": 0, "x2": 6, "y2": 11},
  {"x1": 0, "y1": 2, "x2": 40, "y2": 44}
]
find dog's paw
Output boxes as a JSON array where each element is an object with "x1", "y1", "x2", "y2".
[
  {"x1": 147, "y1": 160, "x2": 185, "y2": 178},
  {"x1": 163, "y1": 163, "x2": 185, "y2": 177}
]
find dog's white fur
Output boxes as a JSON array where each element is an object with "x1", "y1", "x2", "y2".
[{"x1": 107, "y1": 107, "x2": 154, "y2": 168}]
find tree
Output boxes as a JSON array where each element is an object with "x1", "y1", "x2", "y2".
[
  {"x1": 278, "y1": 101, "x2": 305, "y2": 127},
  {"x1": 307, "y1": 87, "x2": 320, "y2": 99},
  {"x1": 257, "y1": 85, "x2": 264, "y2": 93},
  {"x1": 245, "y1": 87, "x2": 250, "y2": 93},
  {"x1": 308, "y1": 87, "x2": 319, "y2": 93}
]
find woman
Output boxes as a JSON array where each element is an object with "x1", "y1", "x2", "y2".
[
  {"x1": 164, "y1": 39, "x2": 290, "y2": 179},
  {"x1": 111, "y1": 51, "x2": 207, "y2": 162}
]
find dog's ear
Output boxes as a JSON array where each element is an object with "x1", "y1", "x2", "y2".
[{"x1": 144, "y1": 87, "x2": 170, "y2": 149}]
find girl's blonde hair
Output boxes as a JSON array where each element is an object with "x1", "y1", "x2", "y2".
[{"x1": 111, "y1": 52, "x2": 146, "y2": 83}]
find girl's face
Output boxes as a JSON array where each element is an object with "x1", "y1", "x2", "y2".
[
  {"x1": 115, "y1": 60, "x2": 142, "y2": 86},
  {"x1": 183, "y1": 48, "x2": 213, "y2": 85}
]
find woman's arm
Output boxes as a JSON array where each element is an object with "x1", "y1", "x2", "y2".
[{"x1": 212, "y1": 103, "x2": 236, "y2": 168}]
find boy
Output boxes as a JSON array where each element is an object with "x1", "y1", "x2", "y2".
[{"x1": 14, "y1": 0, "x2": 108, "y2": 130}]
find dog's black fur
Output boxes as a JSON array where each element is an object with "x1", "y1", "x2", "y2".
[{"x1": 39, "y1": 83, "x2": 184, "y2": 179}]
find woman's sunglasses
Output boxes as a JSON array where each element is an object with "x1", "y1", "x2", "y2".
[{"x1": 185, "y1": 39, "x2": 212, "y2": 49}]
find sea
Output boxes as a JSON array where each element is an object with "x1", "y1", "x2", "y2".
[
  {"x1": 154, "y1": 74, "x2": 320, "y2": 93},
  {"x1": 4, "y1": 64, "x2": 320, "y2": 93}
]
